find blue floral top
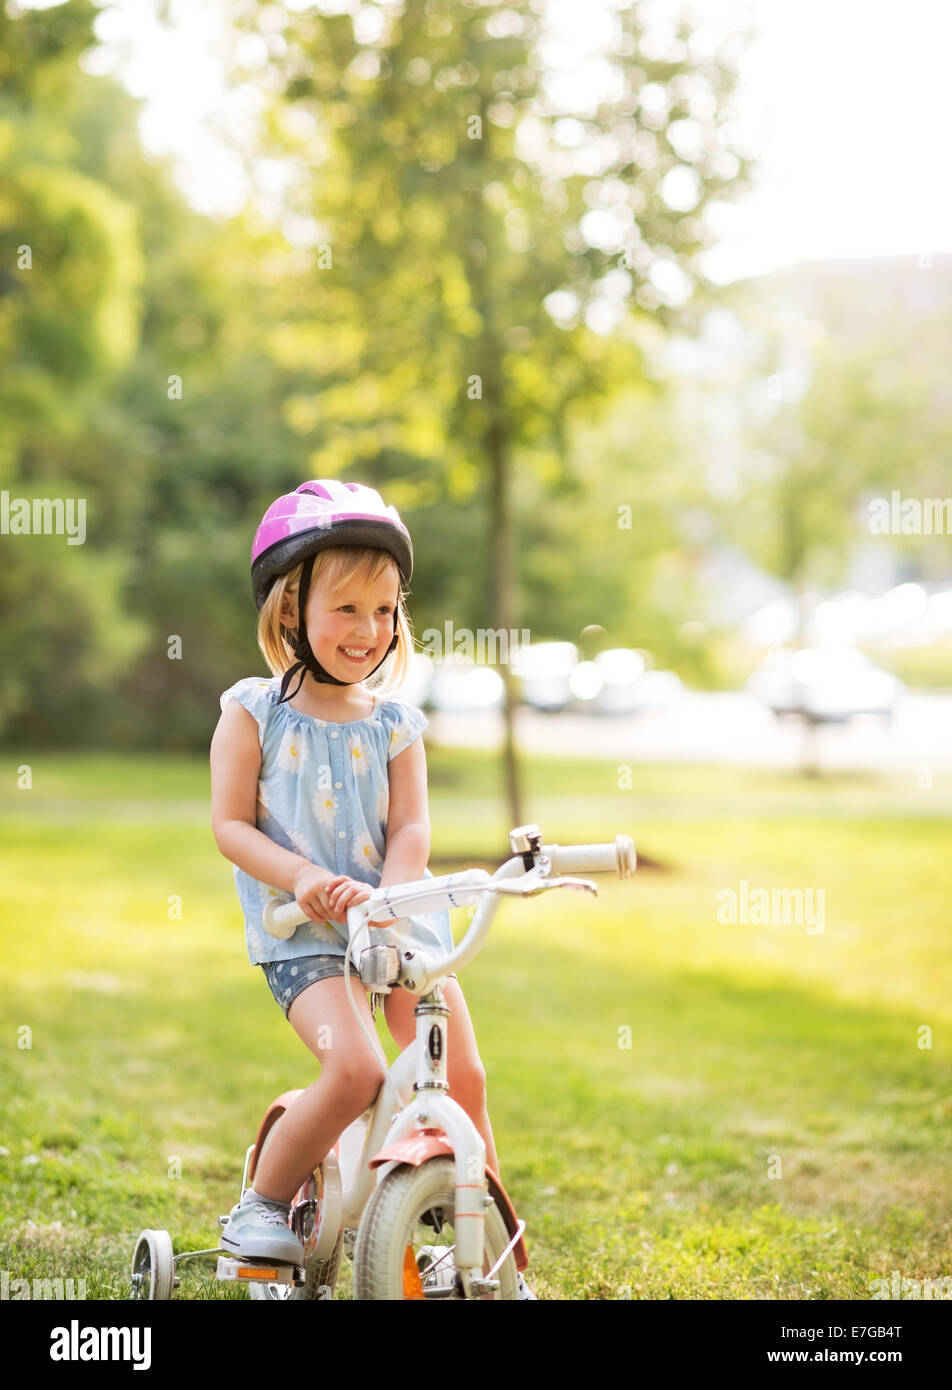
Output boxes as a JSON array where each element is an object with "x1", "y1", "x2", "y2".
[{"x1": 219, "y1": 675, "x2": 453, "y2": 967}]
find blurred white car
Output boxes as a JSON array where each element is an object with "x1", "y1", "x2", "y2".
[
  {"x1": 746, "y1": 647, "x2": 904, "y2": 723},
  {"x1": 570, "y1": 649, "x2": 682, "y2": 715},
  {"x1": 511, "y1": 642, "x2": 578, "y2": 712},
  {"x1": 622, "y1": 668, "x2": 683, "y2": 712},
  {"x1": 426, "y1": 660, "x2": 505, "y2": 713}
]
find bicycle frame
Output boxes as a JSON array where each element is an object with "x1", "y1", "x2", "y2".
[{"x1": 316, "y1": 850, "x2": 530, "y2": 1293}]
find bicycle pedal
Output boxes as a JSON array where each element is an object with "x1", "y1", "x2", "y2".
[{"x1": 216, "y1": 1255, "x2": 302, "y2": 1285}]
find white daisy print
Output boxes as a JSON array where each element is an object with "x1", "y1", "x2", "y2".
[
  {"x1": 251, "y1": 884, "x2": 290, "y2": 953},
  {"x1": 248, "y1": 918, "x2": 269, "y2": 957},
  {"x1": 311, "y1": 787, "x2": 340, "y2": 827},
  {"x1": 389, "y1": 721, "x2": 410, "y2": 757},
  {"x1": 353, "y1": 831, "x2": 383, "y2": 871},
  {"x1": 286, "y1": 824, "x2": 316, "y2": 860},
  {"x1": 257, "y1": 880, "x2": 290, "y2": 911},
  {"x1": 276, "y1": 727, "x2": 309, "y2": 774},
  {"x1": 307, "y1": 918, "x2": 343, "y2": 946},
  {"x1": 348, "y1": 737, "x2": 371, "y2": 779}
]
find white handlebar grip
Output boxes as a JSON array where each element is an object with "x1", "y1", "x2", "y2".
[
  {"x1": 616, "y1": 834, "x2": 636, "y2": 876},
  {"x1": 547, "y1": 835, "x2": 636, "y2": 878},
  {"x1": 262, "y1": 898, "x2": 310, "y2": 940}
]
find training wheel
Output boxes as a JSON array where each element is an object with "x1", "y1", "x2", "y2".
[{"x1": 130, "y1": 1229, "x2": 175, "y2": 1300}]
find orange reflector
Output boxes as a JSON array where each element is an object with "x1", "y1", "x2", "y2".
[
  {"x1": 402, "y1": 1246, "x2": 425, "y2": 1300},
  {"x1": 238, "y1": 1266, "x2": 279, "y2": 1280}
]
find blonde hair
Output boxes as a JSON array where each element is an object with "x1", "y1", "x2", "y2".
[{"x1": 257, "y1": 545, "x2": 412, "y2": 693}]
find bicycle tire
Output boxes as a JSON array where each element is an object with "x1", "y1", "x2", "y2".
[{"x1": 354, "y1": 1157, "x2": 518, "y2": 1300}]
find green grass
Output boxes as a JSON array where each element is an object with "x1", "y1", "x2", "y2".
[{"x1": 1, "y1": 747, "x2": 950, "y2": 1300}]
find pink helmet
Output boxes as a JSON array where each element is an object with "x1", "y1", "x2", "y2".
[{"x1": 251, "y1": 479, "x2": 413, "y2": 611}]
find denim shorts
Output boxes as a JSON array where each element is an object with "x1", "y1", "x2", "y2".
[
  {"x1": 260, "y1": 954, "x2": 361, "y2": 1018},
  {"x1": 260, "y1": 953, "x2": 457, "y2": 1019}
]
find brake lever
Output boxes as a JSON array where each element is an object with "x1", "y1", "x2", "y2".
[{"x1": 489, "y1": 875, "x2": 598, "y2": 898}]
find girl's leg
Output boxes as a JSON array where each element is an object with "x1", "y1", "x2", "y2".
[
  {"x1": 383, "y1": 979, "x2": 500, "y2": 1179},
  {"x1": 252, "y1": 976, "x2": 387, "y2": 1204}
]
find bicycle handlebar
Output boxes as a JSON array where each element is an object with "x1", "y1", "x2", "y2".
[
  {"x1": 261, "y1": 833, "x2": 635, "y2": 940},
  {"x1": 256, "y1": 828, "x2": 635, "y2": 1094},
  {"x1": 262, "y1": 868, "x2": 493, "y2": 940}
]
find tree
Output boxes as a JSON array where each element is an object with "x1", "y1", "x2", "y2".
[
  {"x1": 0, "y1": 0, "x2": 147, "y2": 737},
  {"x1": 219, "y1": 0, "x2": 756, "y2": 823},
  {"x1": 718, "y1": 270, "x2": 950, "y2": 599}
]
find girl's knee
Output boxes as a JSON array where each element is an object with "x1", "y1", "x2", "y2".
[
  {"x1": 450, "y1": 1055, "x2": 487, "y2": 1104},
  {"x1": 321, "y1": 1054, "x2": 387, "y2": 1111}
]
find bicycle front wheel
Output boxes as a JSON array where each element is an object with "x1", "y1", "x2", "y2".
[{"x1": 354, "y1": 1158, "x2": 518, "y2": 1300}]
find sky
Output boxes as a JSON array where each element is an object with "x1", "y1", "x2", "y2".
[{"x1": 56, "y1": 0, "x2": 952, "y2": 284}]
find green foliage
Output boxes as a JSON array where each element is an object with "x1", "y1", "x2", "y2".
[
  {"x1": 0, "y1": 0, "x2": 760, "y2": 748},
  {"x1": 712, "y1": 262, "x2": 952, "y2": 596},
  {"x1": 13, "y1": 3, "x2": 949, "y2": 750}
]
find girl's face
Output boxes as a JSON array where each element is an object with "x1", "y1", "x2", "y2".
[{"x1": 285, "y1": 562, "x2": 400, "y2": 681}]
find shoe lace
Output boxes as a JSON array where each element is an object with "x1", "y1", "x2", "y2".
[{"x1": 248, "y1": 1204, "x2": 291, "y2": 1228}]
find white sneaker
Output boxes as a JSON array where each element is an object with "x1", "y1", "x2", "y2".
[
  {"x1": 220, "y1": 1192, "x2": 304, "y2": 1264},
  {"x1": 516, "y1": 1270, "x2": 537, "y2": 1300}
]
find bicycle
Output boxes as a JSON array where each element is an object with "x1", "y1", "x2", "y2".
[{"x1": 130, "y1": 822, "x2": 635, "y2": 1300}]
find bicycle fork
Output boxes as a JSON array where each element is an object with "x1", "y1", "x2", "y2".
[{"x1": 370, "y1": 986, "x2": 496, "y2": 1297}]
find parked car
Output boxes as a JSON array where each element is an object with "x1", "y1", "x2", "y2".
[
  {"x1": 426, "y1": 659, "x2": 505, "y2": 713},
  {"x1": 746, "y1": 647, "x2": 904, "y2": 723},
  {"x1": 577, "y1": 649, "x2": 682, "y2": 716},
  {"x1": 511, "y1": 642, "x2": 579, "y2": 712}
]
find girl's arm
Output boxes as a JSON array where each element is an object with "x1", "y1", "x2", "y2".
[
  {"x1": 210, "y1": 699, "x2": 338, "y2": 906},
  {"x1": 324, "y1": 734, "x2": 432, "y2": 923},
  {"x1": 377, "y1": 735, "x2": 431, "y2": 887}
]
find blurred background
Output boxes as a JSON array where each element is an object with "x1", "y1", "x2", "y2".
[
  {"x1": 2, "y1": 0, "x2": 950, "y2": 1302},
  {"x1": 1, "y1": 0, "x2": 950, "y2": 769}
]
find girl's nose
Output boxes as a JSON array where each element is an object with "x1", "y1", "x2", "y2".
[{"x1": 359, "y1": 611, "x2": 389, "y2": 634}]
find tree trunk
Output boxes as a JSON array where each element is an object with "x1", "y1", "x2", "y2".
[
  {"x1": 488, "y1": 418, "x2": 523, "y2": 828},
  {"x1": 468, "y1": 90, "x2": 523, "y2": 830}
]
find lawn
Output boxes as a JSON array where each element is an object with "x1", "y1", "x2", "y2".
[{"x1": 1, "y1": 747, "x2": 950, "y2": 1300}]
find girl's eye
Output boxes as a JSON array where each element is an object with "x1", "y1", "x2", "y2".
[{"x1": 338, "y1": 605, "x2": 393, "y2": 614}]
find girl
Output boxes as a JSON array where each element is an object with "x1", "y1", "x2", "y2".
[{"x1": 209, "y1": 479, "x2": 534, "y2": 1298}]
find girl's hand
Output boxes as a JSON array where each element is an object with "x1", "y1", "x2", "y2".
[
  {"x1": 324, "y1": 875, "x2": 392, "y2": 928},
  {"x1": 292, "y1": 867, "x2": 352, "y2": 928}
]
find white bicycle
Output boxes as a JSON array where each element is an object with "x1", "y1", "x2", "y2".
[{"x1": 131, "y1": 822, "x2": 635, "y2": 1301}]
